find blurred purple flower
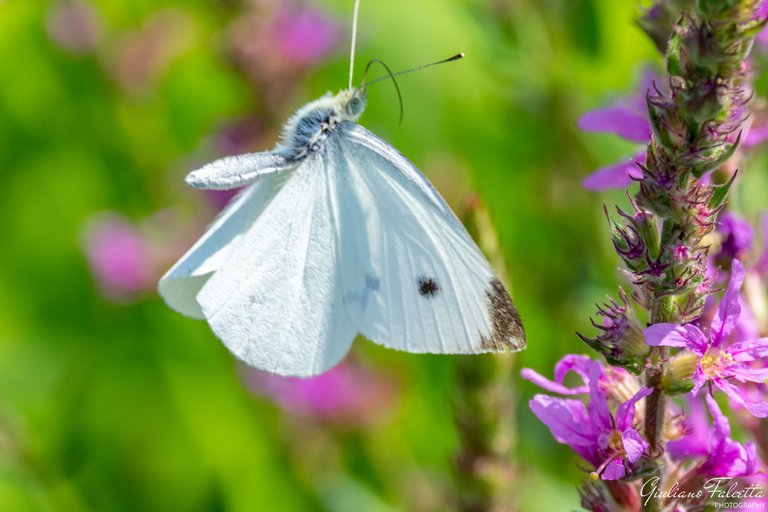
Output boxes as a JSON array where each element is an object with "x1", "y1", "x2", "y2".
[
  {"x1": 670, "y1": 395, "x2": 758, "y2": 477},
  {"x1": 757, "y1": 0, "x2": 768, "y2": 19},
  {"x1": 756, "y1": 1, "x2": 768, "y2": 47},
  {"x1": 717, "y1": 211, "x2": 754, "y2": 260},
  {"x1": 527, "y1": 358, "x2": 651, "y2": 480},
  {"x1": 230, "y1": 3, "x2": 340, "y2": 88},
  {"x1": 579, "y1": 70, "x2": 656, "y2": 191},
  {"x1": 581, "y1": 152, "x2": 645, "y2": 191},
  {"x1": 46, "y1": 0, "x2": 101, "y2": 54},
  {"x1": 109, "y1": 10, "x2": 191, "y2": 93},
  {"x1": 243, "y1": 361, "x2": 394, "y2": 425},
  {"x1": 273, "y1": 6, "x2": 340, "y2": 66},
  {"x1": 755, "y1": 212, "x2": 768, "y2": 276},
  {"x1": 83, "y1": 214, "x2": 153, "y2": 301},
  {"x1": 580, "y1": 68, "x2": 768, "y2": 190},
  {"x1": 644, "y1": 260, "x2": 768, "y2": 417}
]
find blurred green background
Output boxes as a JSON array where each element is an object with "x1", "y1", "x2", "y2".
[{"x1": 0, "y1": 0, "x2": 703, "y2": 510}]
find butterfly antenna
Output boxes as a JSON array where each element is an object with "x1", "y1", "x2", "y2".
[
  {"x1": 366, "y1": 52, "x2": 465, "y2": 86},
  {"x1": 349, "y1": 0, "x2": 361, "y2": 90},
  {"x1": 361, "y1": 59, "x2": 404, "y2": 124}
]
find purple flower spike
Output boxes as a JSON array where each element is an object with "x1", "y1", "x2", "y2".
[
  {"x1": 644, "y1": 260, "x2": 768, "y2": 417},
  {"x1": 529, "y1": 362, "x2": 651, "y2": 480}
]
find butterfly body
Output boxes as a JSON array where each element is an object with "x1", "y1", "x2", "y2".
[{"x1": 159, "y1": 86, "x2": 525, "y2": 376}]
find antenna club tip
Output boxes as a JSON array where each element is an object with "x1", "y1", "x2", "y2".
[{"x1": 448, "y1": 52, "x2": 465, "y2": 61}]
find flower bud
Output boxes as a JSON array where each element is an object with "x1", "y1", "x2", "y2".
[
  {"x1": 578, "y1": 290, "x2": 651, "y2": 374},
  {"x1": 662, "y1": 351, "x2": 698, "y2": 394}
]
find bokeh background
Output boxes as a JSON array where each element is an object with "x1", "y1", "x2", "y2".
[{"x1": 1, "y1": 0, "x2": 765, "y2": 510}]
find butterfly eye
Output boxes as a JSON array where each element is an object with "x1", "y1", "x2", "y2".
[{"x1": 346, "y1": 97, "x2": 363, "y2": 116}]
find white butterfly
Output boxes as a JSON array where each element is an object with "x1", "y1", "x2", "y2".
[{"x1": 158, "y1": 3, "x2": 525, "y2": 377}]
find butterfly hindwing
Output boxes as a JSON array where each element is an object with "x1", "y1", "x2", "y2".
[
  {"x1": 158, "y1": 174, "x2": 287, "y2": 319},
  {"x1": 331, "y1": 123, "x2": 526, "y2": 353}
]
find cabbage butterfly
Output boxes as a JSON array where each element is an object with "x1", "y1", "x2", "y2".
[{"x1": 158, "y1": 1, "x2": 526, "y2": 376}]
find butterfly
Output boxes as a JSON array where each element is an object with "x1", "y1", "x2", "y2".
[{"x1": 158, "y1": 1, "x2": 526, "y2": 376}]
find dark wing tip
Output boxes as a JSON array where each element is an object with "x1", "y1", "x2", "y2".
[{"x1": 480, "y1": 277, "x2": 526, "y2": 352}]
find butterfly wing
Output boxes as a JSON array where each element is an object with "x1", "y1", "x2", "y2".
[
  {"x1": 194, "y1": 152, "x2": 357, "y2": 377},
  {"x1": 332, "y1": 123, "x2": 525, "y2": 354},
  {"x1": 158, "y1": 174, "x2": 287, "y2": 319}
]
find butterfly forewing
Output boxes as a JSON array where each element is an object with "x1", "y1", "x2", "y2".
[{"x1": 193, "y1": 154, "x2": 357, "y2": 377}]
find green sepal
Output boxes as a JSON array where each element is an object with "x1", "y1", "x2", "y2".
[{"x1": 707, "y1": 168, "x2": 738, "y2": 209}]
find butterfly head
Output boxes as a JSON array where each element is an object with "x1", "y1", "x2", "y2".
[{"x1": 336, "y1": 88, "x2": 367, "y2": 122}]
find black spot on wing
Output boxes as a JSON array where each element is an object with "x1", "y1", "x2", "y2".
[
  {"x1": 417, "y1": 277, "x2": 439, "y2": 297},
  {"x1": 480, "y1": 278, "x2": 526, "y2": 351},
  {"x1": 365, "y1": 275, "x2": 380, "y2": 292}
]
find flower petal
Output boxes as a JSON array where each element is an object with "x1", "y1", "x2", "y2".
[
  {"x1": 578, "y1": 107, "x2": 651, "y2": 143},
  {"x1": 553, "y1": 354, "x2": 595, "y2": 387},
  {"x1": 704, "y1": 393, "x2": 759, "y2": 477},
  {"x1": 601, "y1": 458, "x2": 627, "y2": 480},
  {"x1": 643, "y1": 323, "x2": 708, "y2": 353},
  {"x1": 587, "y1": 364, "x2": 612, "y2": 430},
  {"x1": 520, "y1": 354, "x2": 593, "y2": 395},
  {"x1": 692, "y1": 366, "x2": 707, "y2": 395},
  {"x1": 614, "y1": 387, "x2": 653, "y2": 431},
  {"x1": 714, "y1": 378, "x2": 768, "y2": 418},
  {"x1": 728, "y1": 364, "x2": 768, "y2": 383},
  {"x1": 529, "y1": 395, "x2": 597, "y2": 447},
  {"x1": 582, "y1": 153, "x2": 645, "y2": 191},
  {"x1": 622, "y1": 429, "x2": 649, "y2": 463},
  {"x1": 668, "y1": 397, "x2": 711, "y2": 459},
  {"x1": 730, "y1": 338, "x2": 768, "y2": 360},
  {"x1": 710, "y1": 259, "x2": 746, "y2": 346}
]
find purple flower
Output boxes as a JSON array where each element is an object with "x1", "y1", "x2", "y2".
[
  {"x1": 273, "y1": 6, "x2": 340, "y2": 66},
  {"x1": 667, "y1": 397, "x2": 710, "y2": 460},
  {"x1": 522, "y1": 354, "x2": 640, "y2": 403},
  {"x1": 83, "y1": 214, "x2": 153, "y2": 301},
  {"x1": 755, "y1": 212, "x2": 768, "y2": 276},
  {"x1": 581, "y1": 152, "x2": 645, "y2": 191},
  {"x1": 229, "y1": 4, "x2": 340, "y2": 87},
  {"x1": 579, "y1": 70, "x2": 656, "y2": 191},
  {"x1": 527, "y1": 359, "x2": 652, "y2": 480},
  {"x1": 644, "y1": 260, "x2": 768, "y2": 417},
  {"x1": 46, "y1": 0, "x2": 101, "y2": 54},
  {"x1": 757, "y1": 0, "x2": 768, "y2": 19},
  {"x1": 670, "y1": 395, "x2": 758, "y2": 477},
  {"x1": 699, "y1": 394, "x2": 759, "y2": 477},
  {"x1": 717, "y1": 211, "x2": 754, "y2": 260},
  {"x1": 243, "y1": 361, "x2": 394, "y2": 425}
]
